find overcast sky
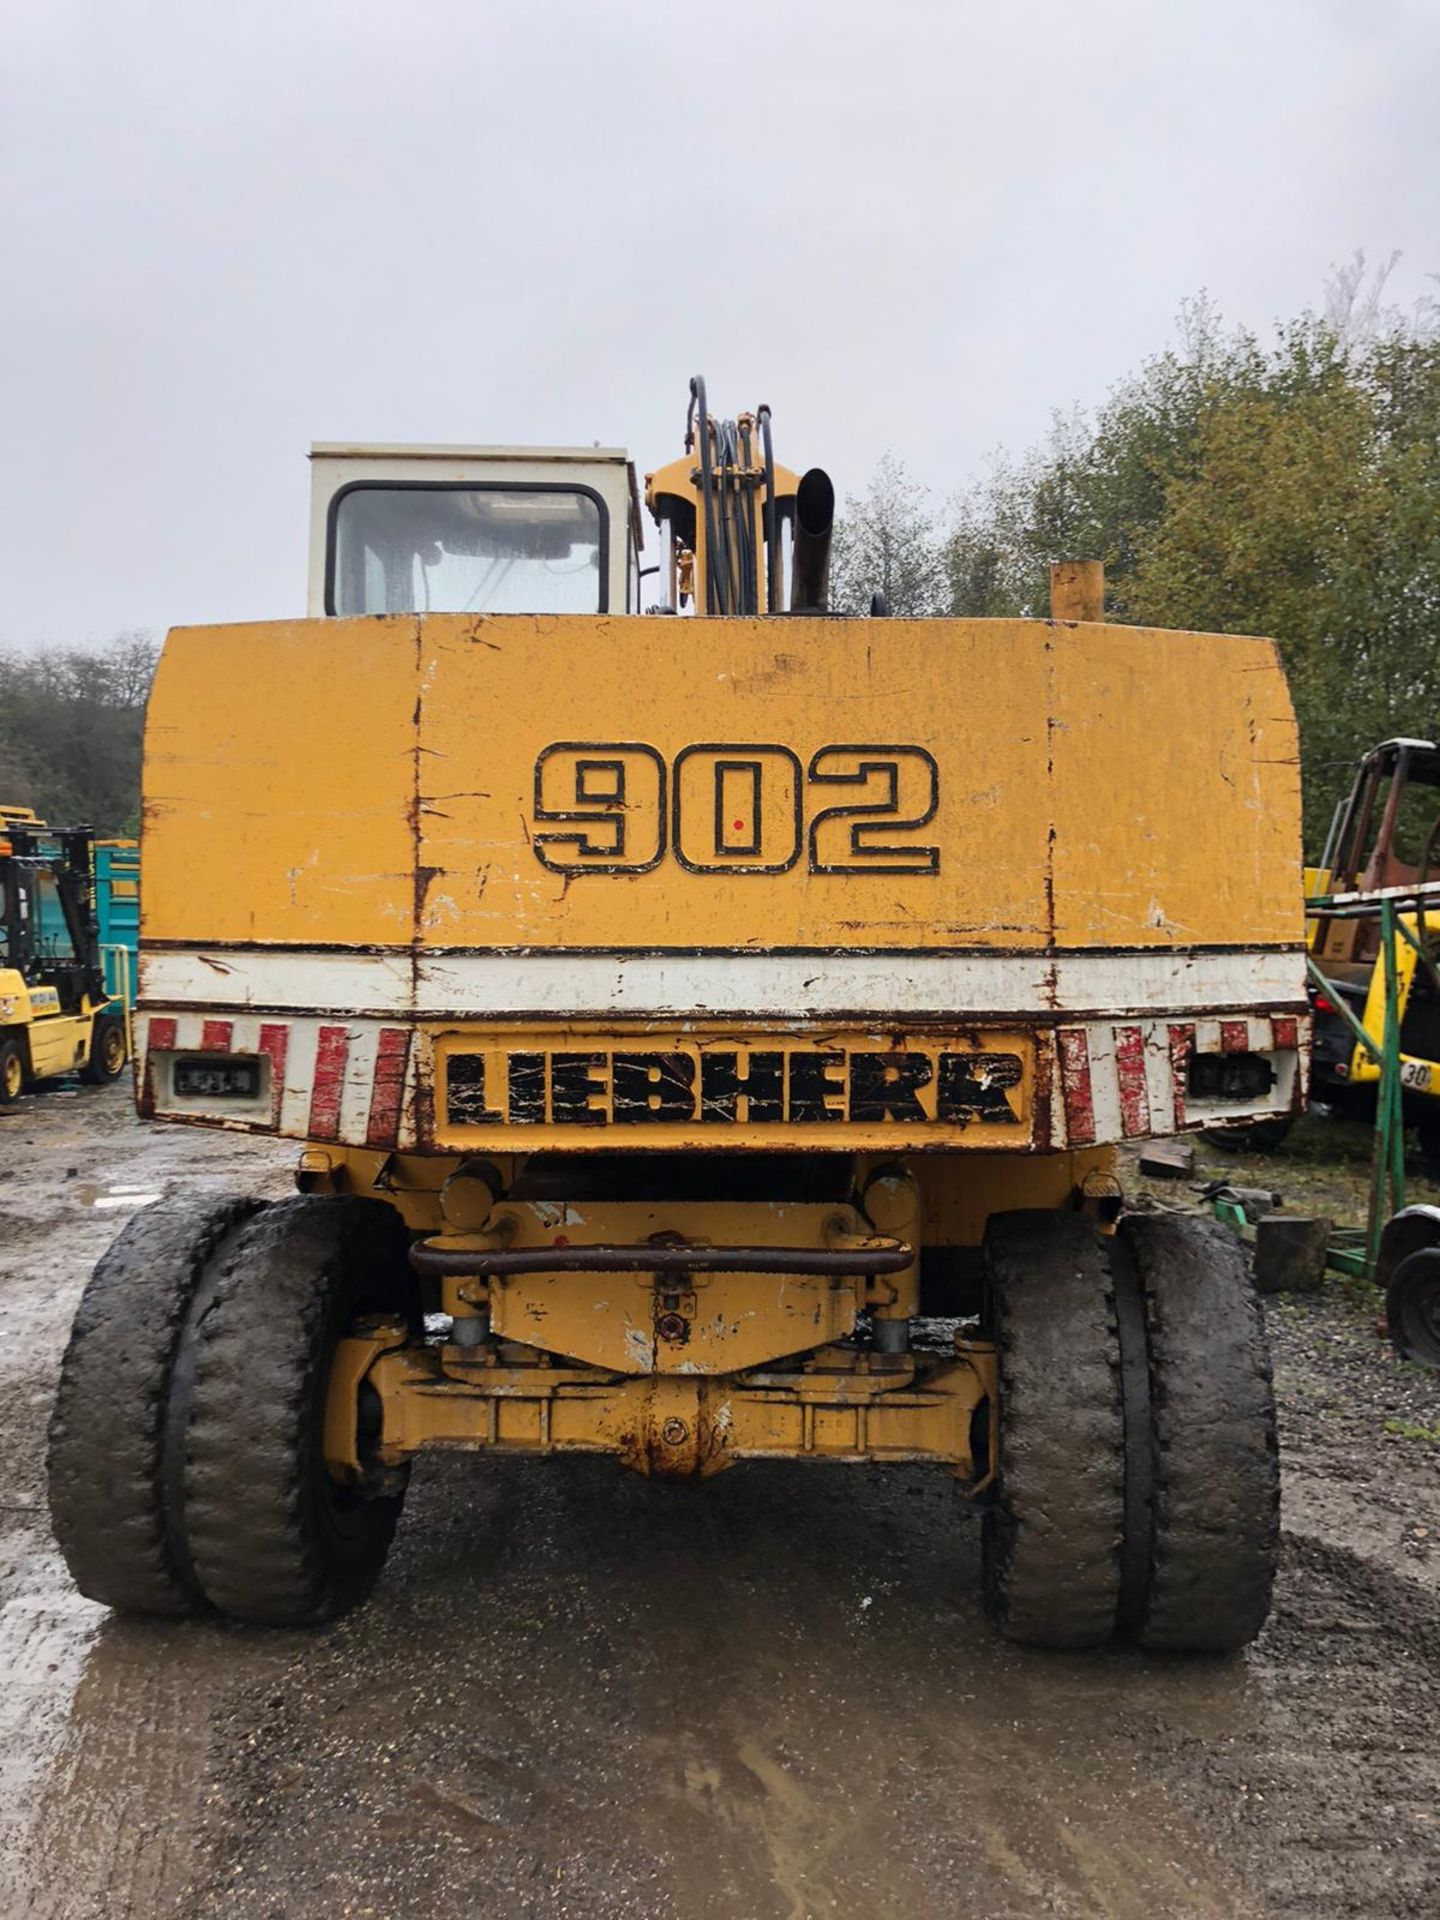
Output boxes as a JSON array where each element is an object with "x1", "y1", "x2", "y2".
[{"x1": 2, "y1": 0, "x2": 1437, "y2": 649}]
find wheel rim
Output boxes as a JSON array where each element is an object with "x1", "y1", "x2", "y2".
[
  {"x1": 103, "y1": 1026, "x2": 125, "y2": 1073},
  {"x1": 3, "y1": 1052, "x2": 21, "y2": 1099}
]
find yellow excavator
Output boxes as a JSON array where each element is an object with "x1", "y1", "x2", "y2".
[{"x1": 48, "y1": 383, "x2": 1306, "y2": 1650}]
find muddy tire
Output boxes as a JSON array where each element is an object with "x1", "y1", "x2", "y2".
[
  {"x1": 1385, "y1": 1247, "x2": 1440, "y2": 1366},
  {"x1": 81, "y1": 1013, "x2": 128, "y2": 1084},
  {"x1": 0, "y1": 1035, "x2": 25, "y2": 1103},
  {"x1": 1118, "y1": 1213, "x2": 1279, "y2": 1653},
  {"x1": 181, "y1": 1196, "x2": 417, "y2": 1626},
  {"x1": 982, "y1": 1212, "x2": 1124, "y2": 1648},
  {"x1": 47, "y1": 1193, "x2": 266, "y2": 1615}
]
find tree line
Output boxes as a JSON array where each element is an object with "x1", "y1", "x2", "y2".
[
  {"x1": 6, "y1": 261, "x2": 1437, "y2": 850},
  {"x1": 831, "y1": 257, "x2": 1440, "y2": 850},
  {"x1": 0, "y1": 635, "x2": 158, "y2": 836}
]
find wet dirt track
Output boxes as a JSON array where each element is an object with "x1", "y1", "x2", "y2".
[{"x1": 2, "y1": 1089, "x2": 1438, "y2": 1919}]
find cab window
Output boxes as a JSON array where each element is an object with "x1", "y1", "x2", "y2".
[{"x1": 330, "y1": 485, "x2": 606, "y2": 616}]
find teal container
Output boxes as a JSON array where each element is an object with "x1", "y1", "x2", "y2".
[
  {"x1": 94, "y1": 842, "x2": 141, "y2": 1007},
  {"x1": 22, "y1": 833, "x2": 140, "y2": 1007}
]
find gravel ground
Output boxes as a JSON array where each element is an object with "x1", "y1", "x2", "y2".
[{"x1": 0, "y1": 1086, "x2": 1437, "y2": 1919}]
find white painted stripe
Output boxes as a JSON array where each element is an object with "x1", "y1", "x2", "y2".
[
  {"x1": 279, "y1": 1019, "x2": 321, "y2": 1138},
  {"x1": 142, "y1": 950, "x2": 413, "y2": 1013},
  {"x1": 337, "y1": 1024, "x2": 381, "y2": 1144},
  {"x1": 140, "y1": 945, "x2": 1307, "y2": 1020},
  {"x1": 1084, "y1": 1024, "x2": 1123, "y2": 1145},
  {"x1": 1142, "y1": 1024, "x2": 1173, "y2": 1134},
  {"x1": 1195, "y1": 1018, "x2": 1223, "y2": 1055}
]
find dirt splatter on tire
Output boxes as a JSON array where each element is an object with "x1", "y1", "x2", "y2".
[
  {"x1": 182, "y1": 1196, "x2": 417, "y2": 1626},
  {"x1": 47, "y1": 1193, "x2": 266, "y2": 1615},
  {"x1": 1120, "y1": 1213, "x2": 1279, "y2": 1653},
  {"x1": 982, "y1": 1211, "x2": 1124, "y2": 1648}
]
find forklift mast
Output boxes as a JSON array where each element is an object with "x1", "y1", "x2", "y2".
[{"x1": 0, "y1": 824, "x2": 107, "y2": 1009}]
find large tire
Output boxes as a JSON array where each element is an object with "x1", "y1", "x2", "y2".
[
  {"x1": 181, "y1": 1196, "x2": 417, "y2": 1626},
  {"x1": 982, "y1": 1212, "x2": 1125, "y2": 1648},
  {"x1": 81, "y1": 1012, "x2": 128, "y2": 1084},
  {"x1": 0, "y1": 1035, "x2": 25, "y2": 1104},
  {"x1": 1118, "y1": 1213, "x2": 1279, "y2": 1653},
  {"x1": 47, "y1": 1193, "x2": 266, "y2": 1615},
  {"x1": 1385, "y1": 1246, "x2": 1440, "y2": 1366}
]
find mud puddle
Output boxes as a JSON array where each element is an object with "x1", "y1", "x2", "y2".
[
  {"x1": 72, "y1": 1183, "x2": 164, "y2": 1211},
  {"x1": 169, "y1": 1461, "x2": 1440, "y2": 1920}
]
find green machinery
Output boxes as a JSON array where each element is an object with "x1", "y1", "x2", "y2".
[{"x1": 1207, "y1": 878, "x2": 1440, "y2": 1365}]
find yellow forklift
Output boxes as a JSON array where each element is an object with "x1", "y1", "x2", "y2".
[{"x1": 0, "y1": 814, "x2": 129, "y2": 1101}]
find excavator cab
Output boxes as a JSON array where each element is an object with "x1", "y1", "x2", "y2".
[
  {"x1": 307, "y1": 444, "x2": 641, "y2": 617},
  {"x1": 1313, "y1": 738, "x2": 1440, "y2": 957}
]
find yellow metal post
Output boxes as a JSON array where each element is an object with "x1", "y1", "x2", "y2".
[{"x1": 1050, "y1": 560, "x2": 1105, "y2": 623}]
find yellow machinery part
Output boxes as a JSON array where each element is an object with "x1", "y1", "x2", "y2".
[
  {"x1": 1345, "y1": 912, "x2": 1438, "y2": 1095},
  {"x1": 143, "y1": 613, "x2": 1302, "y2": 957},
  {"x1": 326, "y1": 1321, "x2": 996, "y2": 1484},
  {"x1": 300, "y1": 1142, "x2": 1114, "y2": 1235}
]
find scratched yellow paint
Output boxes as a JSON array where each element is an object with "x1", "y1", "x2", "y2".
[
  {"x1": 144, "y1": 617, "x2": 417, "y2": 946},
  {"x1": 143, "y1": 612, "x2": 1300, "y2": 954},
  {"x1": 1048, "y1": 622, "x2": 1301, "y2": 948}
]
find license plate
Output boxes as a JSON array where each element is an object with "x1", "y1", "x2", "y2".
[{"x1": 173, "y1": 1056, "x2": 262, "y2": 1099}]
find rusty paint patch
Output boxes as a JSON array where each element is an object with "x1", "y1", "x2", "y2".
[
  {"x1": 308, "y1": 1024, "x2": 351, "y2": 1141},
  {"x1": 139, "y1": 1015, "x2": 177, "y2": 1117},
  {"x1": 1167, "y1": 1023, "x2": 1196, "y2": 1131},
  {"x1": 366, "y1": 1026, "x2": 412, "y2": 1147},
  {"x1": 412, "y1": 1044, "x2": 437, "y2": 1151},
  {"x1": 1030, "y1": 1022, "x2": 1055, "y2": 1149},
  {"x1": 258, "y1": 1022, "x2": 289, "y2": 1126},
  {"x1": 1056, "y1": 1028, "x2": 1095, "y2": 1146},
  {"x1": 1113, "y1": 1024, "x2": 1148, "y2": 1138}
]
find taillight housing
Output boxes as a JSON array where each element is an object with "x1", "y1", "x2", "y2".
[{"x1": 1187, "y1": 1051, "x2": 1275, "y2": 1101}]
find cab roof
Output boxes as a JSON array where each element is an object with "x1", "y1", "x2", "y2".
[{"x1": 309, "y1": 443, "x2": 628, "y2": 464}]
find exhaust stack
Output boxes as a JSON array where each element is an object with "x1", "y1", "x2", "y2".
[{"x1": 789, "y1": 468, "x2": 835, "y2": 613}]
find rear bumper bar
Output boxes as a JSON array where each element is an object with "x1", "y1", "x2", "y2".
[{"x1": 409, "y1": 1239, "x2": 914, "y2": 1281}]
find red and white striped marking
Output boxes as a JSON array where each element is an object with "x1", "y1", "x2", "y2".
[
  {"x1": 1055, "y1": 1014, "x2": 1303, "y2": 1148},
  {"x1": 138, "y1": 1005, "x2": 1306, "y2": 1152},
  {"x1": 137, "y1": 1011, "x2": 416, "y2": 1149}
]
